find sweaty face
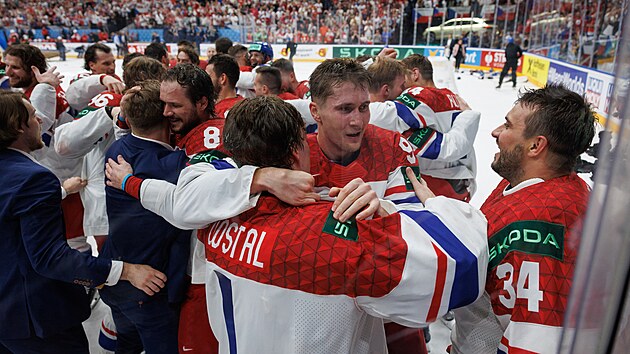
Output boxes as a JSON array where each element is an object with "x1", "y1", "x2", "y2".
[
  {"x1": 310, "y1": 82, "x2": 371, "y2": 162},
  {"x1": 490, "y1": 103, "x2": 530, "y2": 183},
  {"x1": 4, "y1": 55, "x2": 35, "y2": 88},
  {"x1": 160, "y1": 81, "x2": 203, "y2": 136},
  {"x1": 90, "y1": 50, "x2": 116, "y2": 75},
  {"x1": 249, "y1": 51, "x2": 265, "y2": 67}
]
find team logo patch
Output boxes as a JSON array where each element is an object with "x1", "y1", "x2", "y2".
[
  {"x1": 488, "y1": 220, "x2": 565, "y2": 269},
  {"x1": 408, "y1": 127, "x2": 435, "y2": 148},
  {"x1": 189, "y1": 150, "x2": 228, "y2": 165},
  {"x1": 396, "y1": 93, "x2": 421, "y2": 110},
  {"x1": 76, "y1": 106, "x2": 98, "y2": 118},
  {"x1": 322, "y1": 210, "x2": 358, "y2": 242},
  {"x1": 402, "y1": 166, "x2": 421, "y2": 190}
]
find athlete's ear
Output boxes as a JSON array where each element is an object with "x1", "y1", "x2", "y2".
[
  {"x1": 380, "y1": 84, "x2": 389, "y2": 99},
  {"x1": 196, "y1": 96, "x2": 209, "y2": 113},
  {"x1": 309, "y1": 101, "x2": 322, "y2": 124},
  {"x1": 527, "y1": 135, "x2": 548, "y2": 157}
]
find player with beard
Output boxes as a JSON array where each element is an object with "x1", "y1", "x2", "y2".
[
  {"x1": 205, "y1": 54, "x2": 244, "y2": 118},
  {"x1": 450, "y1": 84, "x2": 595, "y2": 354}
]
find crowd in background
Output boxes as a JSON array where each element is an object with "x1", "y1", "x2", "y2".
[{"x1": 1, "y1": 0, "x2": 627, "y2": 70}]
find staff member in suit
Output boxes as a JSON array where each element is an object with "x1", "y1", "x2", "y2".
[{"x1": 0, "y1": 91, "x2": 167, "y2": 353}]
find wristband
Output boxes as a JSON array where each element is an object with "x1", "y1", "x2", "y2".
[{"x1": 120, "y1": 173, "x2": 133, "y2": 192}]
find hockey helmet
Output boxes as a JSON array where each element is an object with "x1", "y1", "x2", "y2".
[{"x1": 249, "y1": 42, "x2": 274, "y2": 60}]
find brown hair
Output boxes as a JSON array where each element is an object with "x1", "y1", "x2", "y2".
[
  {"x1": 309, "y1": 58, "x2": 371, "y2": 103},
  {"x1": 123, "y1": 56, "x2": 166, "y2": 88},
  {"x1": 0, "y1": 91, "x2": 29, "y2": 149},
  {"x1": 121, "y1": 80, "x2": 165, "y2": 132},
  {"x1": 401, "y1": 54, "x2": 433, "y2": 81},
  {"x1": 224, "y1": 96, "x2": 305, "y2": 169},
  {"x1": 367, "y1": 56, "x2": 407, "y2": 93}
]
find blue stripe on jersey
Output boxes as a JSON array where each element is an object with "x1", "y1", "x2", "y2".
[
  {"x1": 391, "y1": 196, "x2": 422, "y2": 205},
  {"x1": 400, "y1": 210, "x2": 479, "y2": 309},
  {"x1": 498, "y1": 349, "x2": 507, "y2": 354},
  {"x1": 98, "y1": 331, "x2": 116, "y2": 351},
  {"x1": 211, "y1": 159, "x2": 236, "y2": 171},
  {"x1": 395, "y1": 102, "x2": 420, "y2": 129},
  {"x1": 216, "y1": 271, "x2": 238, "y2": 354},
  {"x1": 451, "y1": 111, "x2": 461, "y2": 126},
  {"x1": 420, "y1": 132, "x2": 443, "y2": 159}
]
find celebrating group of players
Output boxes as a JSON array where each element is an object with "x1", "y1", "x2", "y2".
[{"x1": 0, "y1": 38, "x2": 595, "y2": 354}]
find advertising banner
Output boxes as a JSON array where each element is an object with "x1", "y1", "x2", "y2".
[
  {"x1": 463, "y1": 48, "x2": 482, "y2": 66},
  {"x1": 333, "y1": 46, "x2": 424, "y2": 59},
  {"x1": 522, "y1": 55, "x2": 550, "y2": 87},
  {"x1": 424, "y1": 46, "x2": 445, "y2": 57},
  {"x1": 585, "y1": 70, "x2": 616, "y2": 120},
  {"x1": 480, "y1": 49, "x2": 523, "y2": 72},
  {"x1": 271, "y1": 44, "x2": 332, "y2": 62},
  {"x1": 128, "y1": 42, "x2": 177, "y2": 56},
  {"x1": 32, "y1": 42, "x2": 116, "y2": 52},
  {"x1": 547, "y1": 62, "x2": 588, "y2": 96}
]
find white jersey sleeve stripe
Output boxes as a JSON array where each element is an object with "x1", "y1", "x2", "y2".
[
  {"x1": 400, "y1": 209, "x2": 481, "y2": 310},
  {"x1": 395, "y1": 102, "x2": 425, "y2": 129}
]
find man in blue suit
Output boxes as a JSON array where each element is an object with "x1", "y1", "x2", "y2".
[
  {"x1": 0, "y1": 91, "x2": 167, "y2": 353},
  {"x1": 100, "y1": 80, "x2": 190, "y2": 353}
]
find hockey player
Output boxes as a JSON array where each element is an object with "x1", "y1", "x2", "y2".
[
  {"x1": 227, "y1": 44, "x2": 252, "y2": 72},
  {"x1": 271, "y1": 58, "x2": 311, "y2": 99},
  {"x1": 366, "y1": 56, "x2": 407, "y2": 102},
  {"x1": 234, "y1": 42, "x2": 274, "y2": 99},
  {"x1": 201, "y1": 95, "x2": 489, "y2": 353},
  {"x1": 66, "y1": 43, "x2": 123, "y2": 114},
  {"x1": 450, "y1": 84, "x2": 595, "y2": 353},
  {"x1": 368, "y1": 55, "x2": 480, "y2": 202},
  {"x1": 398, "y1": 54, "x2": 477, "y2": 201},
  {"x1": 248, "y1": 41, "x2": 273, "y2": 68},
  {"x1": 205, "y1": 54, "x2": 244, "y2": 118},
  {"x1": 55, "y1": 56, "x2": 167, "y2": 251},
  {"x1": 253, "y1": 66, "x2": 299, "y2": 100}
]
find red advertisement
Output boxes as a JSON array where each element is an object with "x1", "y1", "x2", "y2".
[{"x1": 481, "y1": 50, "x2": 524, "y2": 73}]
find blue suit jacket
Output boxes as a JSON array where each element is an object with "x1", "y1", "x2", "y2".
[
  {"x1": 0, "y1": 148, "x2": 112, "y2": 340},
  {"x1": 101, "y1": 135, "x2": 190, "y2": 305}
]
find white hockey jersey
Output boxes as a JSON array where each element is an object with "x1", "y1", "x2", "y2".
[
  {"x1": 198, "y1": 177, "x2": 488, "y2": 354},
  {"x1": 369, "y1": 86, "x2": 479, "y2": 196}
]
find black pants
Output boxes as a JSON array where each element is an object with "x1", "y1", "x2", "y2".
[
  {"x1": 499, "y1": 61, "x2": 518, "y2": 86},
  {"x1": 455, "y1": 55, "x2": 464, "y2": 70}
]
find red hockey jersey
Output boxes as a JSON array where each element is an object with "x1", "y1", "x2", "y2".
[
  {"x1": 308, "y1": 124, "x2": 419, "y2": 204},
  {"x1": 452, "y1": 174, "x2": 589, "y2": 353}
]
